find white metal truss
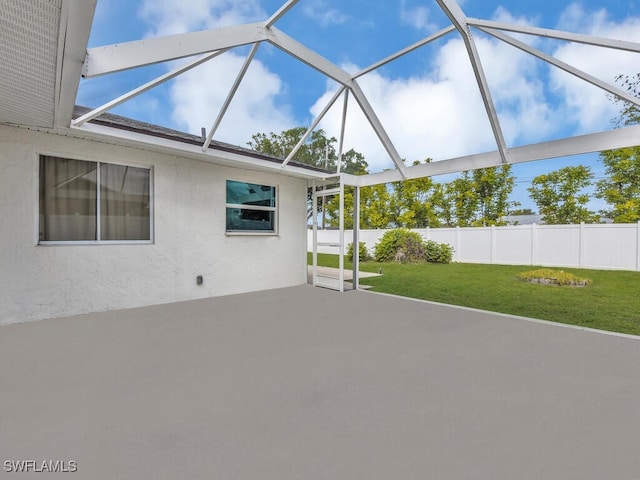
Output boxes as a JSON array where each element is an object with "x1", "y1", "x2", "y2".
[
  {"x1": 282, "y1": 86, "x2": 346, "y2": 168},
  {"x1": 81, "y1": 23, "x2": 268, "y2": 77},
  {"x1": 436, "y1": 0, "x2": 509, "y2": 164},
  {"x1": 73, "y1": 50, "x2": 228, "y2": 127},
  {"x1": 55, "y1": 0, "x2": 97, "y2": 129},
  {"x1": 75, "y1": 0, "x2": 640, "y2": 189},
  {"x1": 478, "y1": 28, "x2": 640, "y2": 110},
  {"x1": 344, "y1": 123, "x2": 640, "y2": 187},
  {"x1": 337, "y1": 89, "x2": 350, "y2": 174},
  {"x1": 202, "y1": 43, "x2": 260, "y2": 151}
]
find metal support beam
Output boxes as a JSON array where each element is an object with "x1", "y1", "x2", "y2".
[
  {"x1": 265, "y1": 0, "x2": 299, "y2": 28},
  {"x1": 436, "y1": 0, "x2": 509, "y2": 164},
  {"x1": 267, "y1": 27, "x2": 352, "y2": 85},
  {"x1": 311, "y1": 181, "x2": 318, "y2": 287},
  {"x1": 345, "y1": 123, "x2": 640, "y2": 187},
  {"x1": 478, "y1": 27, "x2": 640, "y2": 109},
  {"x1": 355, "y1": 25, "x2": 456, "y2": 79},
  {"x1": 268, "y1": 28, "x2": 409, "y2": 176},
  {"x1": 336, "y1": 89, "x2": 350, "y2": 173},
  {"x1": 281, "y1": 86, "x2": 346, "y2": 168},
  {"x1": 54, "y1": 0, "x2": 97, "y2": 128},
  {"x1": 82, "y1": 22, "x2": 268, "y2": 77},
  {"x1": 74, "y1": 50, "x2": 226, "y2": 127},
  {"x1": 339, "y1": 176, "x2": 345, "y2": 293},
  {"x1": 349, "y1": 81, "x2": 408, "y2": 178},
  {"x1": 202, "y1": 43, "x2": 260, "y2": 151},
  {"x1": 352, "y1": 186, "x2": 360, "y2": 291},
  {"x1": 467, "y1": 18, "x2": 640, "y2": 54}
]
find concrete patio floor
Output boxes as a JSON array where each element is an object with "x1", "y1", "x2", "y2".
[{"x1": 1, "y1": 285, "x2": 639, "y2": 479}]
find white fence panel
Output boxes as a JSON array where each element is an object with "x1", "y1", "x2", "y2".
[
  {"x1": 494, "y1": 226, "x2": 534, "y2": 265},
  {"x1": 457, "y1": 227, "x2": 492, "y2": 264},
  {"x1": 424, "y1": 228, "x2": 457, "y2": 248},
  {"x1": 535, "y1": 225, "x2": 581, "y2": 267},
  {"x1": 583, "y1": 224, "x2": 639, "y2": 270},
  {"x1": 307, "y1": 222, "x2": 640, "y2": 271}
]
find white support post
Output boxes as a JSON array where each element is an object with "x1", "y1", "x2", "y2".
[
  {"x1": 339, "y1": 177, "x2": 345, "y2": 292},
  {"x1": 352, "y1": 186, "x2": 360, "y2": 290},
  {"x1": 312, "y1": 181, "x2": 318, "y2": 287},
  {"x1": 636, "y1": 221, "x2": 640, "y2": 272}
]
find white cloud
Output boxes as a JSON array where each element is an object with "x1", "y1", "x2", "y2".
[
  {"x1": 301, "y1": 0, "x2": 348, "y2": 27},
  {"x1": 137, "y1": 0, "x2": 296, "y2": 145},
  {"x1": 311, "y1": 31, "x2": 558, "y2": 172},
  {"x1": 139, "y1": 0, "x2": 265, "y2": 37},
  {"x1": 132, "y1": 1, "x2": 640, "y2": 174},
  {"x1": 169, "y1": 53, "x2": 296, "y2": 146},
  {"x1": 400, "y1": 0, "x2": 437, "y2": 31},
  {"x1": 549, "y1": 4, "x2": 640, "y2": 132}
]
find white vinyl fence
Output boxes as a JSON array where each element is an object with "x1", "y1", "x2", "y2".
[{"x1": 308, "y1": 222, "x2": 640, "y2": 272}]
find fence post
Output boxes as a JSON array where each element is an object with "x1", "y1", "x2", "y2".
[
  {"x1": 490, "y1": 225, "x2": 496, "y2": 264},
  {"x1": 455, "y1": 226, "x2": 461, "y2": 262},
  {"x1": 579, "y1": 222, "x2": 585, "y2": 268},
  {"x1": 637, "y1": 221, "x2": 640, "y2": 272},
  {"x1": 531, "y1": 223, "x2": 537, "y2": 266}
]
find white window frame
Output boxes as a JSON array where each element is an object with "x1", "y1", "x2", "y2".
[
  {"x1": 225, "y1": 179, "x2": 279, "y2": 236},
  {"x1": 37, "y1": 154, "x2": 154, "y2": 245}
]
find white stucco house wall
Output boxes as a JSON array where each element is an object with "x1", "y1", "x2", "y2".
[
  {"x1": 0, "y1": 116, "x2": 329, "y2": 324},
  {"x1": 0, "y1": 2, "x2": 333, "y2": 324}
]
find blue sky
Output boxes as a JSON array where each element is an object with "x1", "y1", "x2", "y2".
[{"x1": 78, "y1": 0, "x2": 640, "y2": 211}]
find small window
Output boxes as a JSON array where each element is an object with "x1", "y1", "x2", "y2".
[
  {"x1": 39, "y1": 155, "x2": 151, "y2": 243},
  {"x1": 226, "y1": 180, "x2": 277, "y2": 233}
]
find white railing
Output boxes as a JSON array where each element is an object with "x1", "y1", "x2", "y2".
[{"x1": 308, "y1": 222, "x2": 640, "y2": 272}]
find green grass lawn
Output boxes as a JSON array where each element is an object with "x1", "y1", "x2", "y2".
[{"x1": 308, "y1": 253, "x2": 640, "y2": 336}]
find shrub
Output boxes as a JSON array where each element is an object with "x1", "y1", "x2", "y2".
[
  {"x1": 425, "y1": 240, "x2": 454, "y2": 264},
  {"x1": 347, "y1": 241, "x2": 371, "y2": 262},
  {"x1": 518, "y1": 269, "x2": 591, "y2": 286},
  {"x1": 373, "y1": 228, "x2": 426, "y2": 263},
  {"x1": 374, "y1": 228, "x2": 454, "y2": 264}
]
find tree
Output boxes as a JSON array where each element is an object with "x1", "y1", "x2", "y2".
[
  {"x1": 510, "y1": 208, "x2": 535, "y2": 215},
  {"x1": 527, "y1": 165, "x2": 599, "y2": 224},
  {"x1": 446, "y1": 171, "x2": 477, "y2": 227},
  {"x1": 248, "y1": 127, "x2": 369, "y2": 223},
  {"x1": 471, "y1": 165, "x2": 518, "y2": 226},
  {"x1": 444, "y1": 165, "x2": 518, "y2": 226},
  {"x1": 610, "y1": 73, "x2": 640, "y2": 127},
  {"x1": 595, "y1": 73, "x2": 640, "y2": 223},
  {"x1": 388, "y1": 160, "x2": 441, "y2": 228},
  {"x1": 596, "y1": 147, "x2": 640, "y2": 223},
  {"x1": 360, "y1": 183, "x2": 393, "y2": 229},
  {"x1": 248, "y1": 127, "x2": 334, "y2": 170}
]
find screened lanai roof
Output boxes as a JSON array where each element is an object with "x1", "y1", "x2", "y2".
[{"x1": 1, "y1": 0, "x2": 640, "y2": 186}]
